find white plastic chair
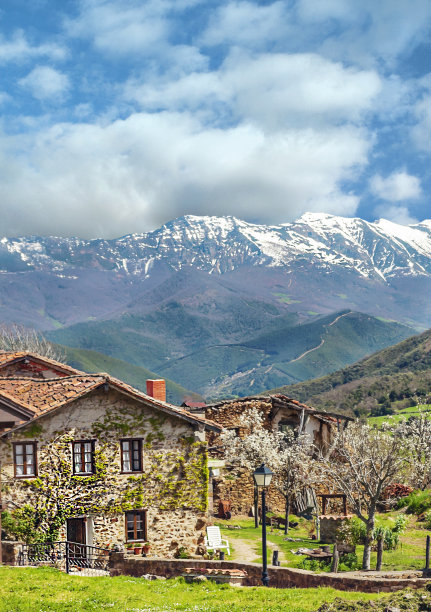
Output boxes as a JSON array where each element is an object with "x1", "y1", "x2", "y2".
[{"x1": 204, "y1": 526, "x2": 230, "y2": 556}]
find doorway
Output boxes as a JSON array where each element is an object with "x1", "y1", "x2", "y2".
[{"x1": 67, "y1": 518, "x2": 87, "y2": 544}]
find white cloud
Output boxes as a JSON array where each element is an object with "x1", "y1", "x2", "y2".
[
  {"x1": 222, "y1": 52, "x2": 381, "y2": 129},
  {"x1": 201, "y1": 1, "x2": 289, "y2": 49},
  {"x1": 374, "y1": 205, "x2": 418, "y2": 226},
  {"x1": 66, "y1": 1, "x2": 168, "y2": 55},
  {"x1": 0, "y1": 30, "x2": 66, "y2": 63},
  {"x1": 0, "y1": 112, "x2": 370, "y2": 237},
  {"x1": 412, "y1": 92, "x2": 431, "y2": 151},
  {"x1": 370, "y1": 171, "x2": 422, "y2": 202},
  {"x1": 19, "y1": 66, "x2": 70, "y2": 101},
  {"x1": 66, "y1": 0, "x2": 206, "y2": 72},
  {"x1": 125, "y1": 51, "x2": 381, "y2": 130},
  {"x1": 297, "y1": 0, "x2": 431, "y2": 68}
]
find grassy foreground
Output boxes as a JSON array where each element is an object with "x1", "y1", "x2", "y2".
[{"x1": 0, "y1": 567, "x2": 389, "y2": 612}]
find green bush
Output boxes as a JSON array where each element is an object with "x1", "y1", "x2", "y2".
[
  {"x1": 396, "y1": 490, "x2": 431, "y2": 515},
  {"x1": 336, "y1": 515, "x2": 407, "y2": 551},
  {"x1": 300, "y1": 558, "x2": 331, "y2": 572},
  {"x1": 424, "y1": 510, "x2": 431, "y2": 530},
  {"x1": 1, "y1": 506, "x2": 46, "y2": 544}
]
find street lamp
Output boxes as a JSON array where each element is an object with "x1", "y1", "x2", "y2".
[{"x1": 253, "y1": 463, "x2": 273, "y2": 587}]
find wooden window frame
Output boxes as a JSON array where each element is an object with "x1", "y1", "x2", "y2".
[
  {"x1": 13, "y1": 441, "x2": 38, "y2": 478},
  {"x1": 120, "y1": 438, "x2": 143, "y2": 474},
  {"x1": 72, "y1": 440, "x2": 95, "y2": 475},
  {"x1": 125, "y1": 510, "x2": 147, "y2": 542}
]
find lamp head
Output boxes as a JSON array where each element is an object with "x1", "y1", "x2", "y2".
[{"x1": 253, "y1": 463, "x2": 273, "y2": 488}]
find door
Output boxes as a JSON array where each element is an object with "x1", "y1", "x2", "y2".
[
  {"x1": 67, "y1": 518, "x2": 86, "y2": 544},
  {"x1": 67, "y1": 518, "x2": 87, "y2": 560}
]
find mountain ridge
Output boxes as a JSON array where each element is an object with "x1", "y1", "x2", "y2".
[
  {"x1": 265, "y1": 327, "x2": 431, "y2": 416},
  {"x1": 0, "y1": 212, "x2": 427, "y2": 398}
]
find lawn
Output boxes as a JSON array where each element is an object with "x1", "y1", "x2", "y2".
[
  {"x1": 368, "y1": 403, "x2": 431, "y2": 426},
  {"x1": 217, "y1": 513, "x2": 431, "y2": 572},
  {"x1": 0, "y1": 567, "x2": 390, "y2": 612}
]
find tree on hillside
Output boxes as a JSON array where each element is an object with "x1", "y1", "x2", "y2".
[
  {"x1": 220, "y1": 407, "x2": 319, "y2": 531},
  {"x1": 0, "y1": 323, "x2": 65, "y2": 362},
  {"x1": 317, "y1": 421, "x2": 410, "y2": 570}
]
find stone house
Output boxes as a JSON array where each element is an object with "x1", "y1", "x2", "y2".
[
  {"x1": 189, "y1": 394, "x2": 352, "y2": 517},
  {"x1": 0, "y1": 352, "x2": 220, "y2": 557}
]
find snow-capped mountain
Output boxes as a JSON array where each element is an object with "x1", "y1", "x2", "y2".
[
  {"x1": 1, "y1": 212, "x2": 429, "y2": 397},
  {"x1": 2, "y1": 212, "x2": 431, "y2": 282},
  {"x1": 0, "y1": 212, "x2": 430, "y2": 339}
]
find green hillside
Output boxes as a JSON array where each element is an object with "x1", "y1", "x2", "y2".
[
  {"x1": 266, "y1": 327, "x2": 431, "y2": 417},
  {"x1": 61, "y1": 346, "x2": 203, "y2": 405},
  {"x1": 49, "y1": 309, "x2": 415, "y2": 399}
]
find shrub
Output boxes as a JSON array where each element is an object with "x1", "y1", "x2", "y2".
[
  {"x1": 424, "y1": 510, "x2": 431, "y2": 530},
  {"x1": 1, "y1": 506, "x2": 46, "y2": 544},
  {"x1": 336, "y1": 515, "x2": 407, "y2": 551},
  {"x1": 397, "y1": 490, "x2": 431, "y2": 515},
  {"x1": 338, "y1": 553, "x2": 359, "y2": 571}
]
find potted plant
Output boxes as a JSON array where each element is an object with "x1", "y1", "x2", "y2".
[
  {"x1": 142, "y1": 542, "x2": 151, "y2": 555},
  {"x1": 133, "y1": 544, "x2": 142, "y2": 555},
  {"x1": 125, "y1": 542, "x2": 134, "y2": 554}
]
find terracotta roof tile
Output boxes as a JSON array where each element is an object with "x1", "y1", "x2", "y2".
[
  {"x1": 0, "y1": 374, "x2": 221, "y2": 433},
  {"x1": 0, "y1": 351, "x2": 83, "y2": 375}
]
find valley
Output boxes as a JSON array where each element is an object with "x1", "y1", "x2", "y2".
[{"x1": 1, "y1": 212, "x2": 430, "y2": 399}]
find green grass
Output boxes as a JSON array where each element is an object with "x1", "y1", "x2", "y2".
[
  {"x1": 0, "y1": 567, "x2": 390, "y2": 612},
  {"x1": 217, "y1": 514, "x2": 431, "y2": 572},
  {"x1": 367, "y1": 404, "x2": 431, "y2": 426}
]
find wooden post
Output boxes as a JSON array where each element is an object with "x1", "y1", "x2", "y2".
[
  {"x1": 331, "y1": 544, "x2": 339, "y2": 573},
  {"x1": 284, "y1": 497, "x2": 290, "y2": 535},
  {"x1": 376, "y1": 536, "x2": 383, "y2": 571},
  {"x1": 426, "y1": 535, "x2": 430, "y2": 571},
  {"x1": 322, "y1": 496, "x2": 327, "y2": 515}
]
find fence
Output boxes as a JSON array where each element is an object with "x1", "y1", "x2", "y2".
[{"x1": 18, "y1": 541, "x2": 111, "y2": 575}]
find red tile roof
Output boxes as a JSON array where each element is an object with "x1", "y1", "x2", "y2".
[
  {"x1": 0, "y1": 351, "x2": 83, "y2": 376},
  {"x1": 0, "y1": 373, "x2": 221, "y2": 433}
]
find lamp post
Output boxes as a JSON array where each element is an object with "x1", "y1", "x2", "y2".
[{"x1": 253, "y1": 463, "x2": 273, "y2": 587}]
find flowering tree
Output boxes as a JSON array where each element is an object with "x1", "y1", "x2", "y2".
[
  {"x1": 220, "y1": 407, "x2": 317, "y2": 531},
  {"x1": 317, "y1": 421, "x2": 410, "y2": 570},
  {"x1": 400, "y1": 412, "x2": 431, "y2": 490}
]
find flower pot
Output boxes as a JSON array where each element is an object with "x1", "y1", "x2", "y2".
[
  {"x1": 134, "y1": 547, "x2": 142, "y2": 555},
  {"x1": 142, "y1": 545, "x2": 150, "y2": 554}
]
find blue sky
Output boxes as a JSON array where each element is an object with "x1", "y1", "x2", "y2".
[{"x1": 1, "y1": 0, "x2": 431, "y2": 237}]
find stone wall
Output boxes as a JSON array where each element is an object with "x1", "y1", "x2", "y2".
[
  {"x1": 109, "y1": 554, "x2": 431, "y2": 593},
  {"x1": 0, "y1": 388, "x2": 209, "y2": 557},
  {"x1": 320, "y1": 516, "x2": 353, "y2": 543},
  {"x1": 212, "y1": 466, "x2": 287, "y2": 516},
  {"x1": 204, "y1": 397, "x2": 339, "y2": 518},
  {"x1": 1, "y1": 540, "x2": 23, "y2": 565}
]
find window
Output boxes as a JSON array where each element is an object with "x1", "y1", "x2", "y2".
[
  {"x1": 14, "y1": 442, "x2": 37, "y2": 477},
  {"x1": 121, "y1": 439, "x2": 142, "y2": 473},
  {"x1": 125, "y1": 510, "x2": 147, "y2": 541},
  {"x1": 73, "y1": 441, "x2": 95, "y2": 474},
  {"x1": 278, "y1": 420, "x2": 298, "y2": 438}
]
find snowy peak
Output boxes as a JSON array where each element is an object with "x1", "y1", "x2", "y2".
[{"x1": 1, "y1": 213, "x2": 431, "y2": 281}]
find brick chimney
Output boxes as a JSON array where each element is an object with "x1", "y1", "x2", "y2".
[{"x1": 146, "y1": 379, "x2": 166, "y2": 403}]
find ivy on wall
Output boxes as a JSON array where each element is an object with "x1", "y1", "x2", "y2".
[{"x1": 1, "y1": 395, "x2": 208, "y2": 543}]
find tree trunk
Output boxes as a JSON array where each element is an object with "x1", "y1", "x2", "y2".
[
  {"x1": 284, "y1": 497, "x2": 290, "y2": 535},
  {"x1": 362, "y1": 517, "x2": 375, "y2": 570},
  {"x1": 376, "y1": 536, "x2": 383, "y2": 571},
  {"x1": 254, "y1": 485, "x2": 259, "y2": 528}
]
